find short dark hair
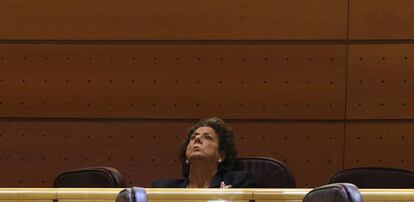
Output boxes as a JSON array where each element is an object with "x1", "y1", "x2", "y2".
[{"x1": 179, "y1": 117, "x2": 238, "y2": 178}]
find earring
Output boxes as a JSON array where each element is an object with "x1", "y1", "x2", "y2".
[
  {"x1": 185, "y1": 159, "x2": 189, "y2": 164},
  {"x1": 218, "y1": 158, "x2": 222, "y2": 163}
]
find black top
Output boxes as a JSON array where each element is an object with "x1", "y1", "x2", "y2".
[{"x1": 152, "y1": 170, "x2": 255, "y2": 188}]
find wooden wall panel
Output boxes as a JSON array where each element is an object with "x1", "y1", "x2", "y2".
[
  {"x1": 0, "y1": 120, "x2": 343, "y2": 188},
  {"x1": 349, "y1": 0, "x2": 414, "y2": 39},
  {"x1": 234, "y1": 122, "x2": 344, "y2": 187},
  {"x1": 345, "y1": 123, "x2": 414, "y2": 170},
  {"x1": 0, "y1": 44, "x2": 347, "y2": 119},
  {"x1": 0, "y1": 0, "x2": 347, "y2": 40},
  {"x1": 3, "y1": 0, "x2": 413, "y2": 190},
  {"x1": 347, "y1": 45, "x2": 414, "y2": 119},
  {"x1": 0, "y1": 120, "x2": 188, "y2": 187}
]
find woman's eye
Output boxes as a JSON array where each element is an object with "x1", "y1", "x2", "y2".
[
  {"x1": 190, "y1": 135, "x2": 196, "y2": 140},
  {"x1": 204, "y1": 135, "x2": 213, "y2": 141}
]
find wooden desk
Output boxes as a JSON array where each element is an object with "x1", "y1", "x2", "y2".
[{"x1": 0, "y1": 188, "x2": 413, "y2": 202}]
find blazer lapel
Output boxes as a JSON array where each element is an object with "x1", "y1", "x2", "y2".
[{"x1": 209, "y1": 172, "x2": 222, "y2": 188}]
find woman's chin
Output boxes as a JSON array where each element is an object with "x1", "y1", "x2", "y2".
[{"x1": 188, "y1": 154, "x2": 207, "y2": 160}]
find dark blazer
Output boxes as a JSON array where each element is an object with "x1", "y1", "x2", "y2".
[{"x1": 152, "y1": 170, "x2": 255, "y2": 188}]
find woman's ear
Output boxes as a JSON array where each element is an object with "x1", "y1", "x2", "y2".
[{"x1": 218, "y1": 153, "x2": 225, "y2": 163}]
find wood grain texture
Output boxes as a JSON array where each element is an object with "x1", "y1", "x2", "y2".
[
  {"x1": 233, "y1": 122, "x2": 344, "y2": 187},
  {"x1": 0, "y1": 44, "x2": 347, "y2": 119},
  {"x1": 1, "y1": 188, "x2": 414, "y2": 202},
  {"x1": 0, "y1": 121, "x2": 188, "y2": 187},
  {"x1": 0, "y1": 0, "x2": 347, "y2": 40},
  {"x1": 2, "y1": 0, "x2": 414, "y2": 191},
  {"x1": 0, "y1": 120, "x2": 342, "y2": 188},
  {"x1": 349, "y1": 0, "x2": 414, "y2": 39},
  {"x1": 344, "y1": 123, "x2": 414, "y2": 170},
  {"x1": 347, "y1": 45, "x2": 414, "y2": 119}
]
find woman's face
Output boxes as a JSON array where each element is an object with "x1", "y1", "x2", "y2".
[{"x1": 186, "y1": 126, "x2": 221, "y2": 163}]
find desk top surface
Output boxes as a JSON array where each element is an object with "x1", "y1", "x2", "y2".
[{"x1": 0, "y1": 188, "x2": 413, "y2": 201}]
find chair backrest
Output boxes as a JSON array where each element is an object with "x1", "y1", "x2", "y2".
[
  {"x1": 116, "y1": 187, "x2": 147, "y2": 202},
  {"x1": 234, "y1": 157, "x2": 296, "y2": 188},
  {"x1": 53, "y1": 167, "x2": 127, "y2": 188},
  {"x1": 303, "y1": 183, "x2": 363, "y2": 202},
  {"x1": 329, "y1": 167, "x2": 414, "y2": 188}
]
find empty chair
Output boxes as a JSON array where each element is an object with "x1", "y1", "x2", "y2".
[
  {"x1": 234, "y1": 157, "x2": 295, "y2": 188},
  {"x1": 303, "y1": 183, "x2": 363, "y2": 202},
  {"x1": 53, "y1": 166, "x2": 127, "y2": 188},
  {"x1": 330, "y1": 167, "x2": 414, "y2": 188}
]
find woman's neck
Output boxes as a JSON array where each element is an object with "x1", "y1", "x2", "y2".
[{"x1": 188, "y1": 160, "x2": 218, "y2": 188}]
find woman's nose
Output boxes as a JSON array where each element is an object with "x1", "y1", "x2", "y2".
[{"x1": 194, "y1": 135, "x2": 203, "y2": 143}]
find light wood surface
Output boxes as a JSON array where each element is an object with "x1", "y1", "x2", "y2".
[{"x1": 0, "y1": 188, "x2": 413, "y2": 202}]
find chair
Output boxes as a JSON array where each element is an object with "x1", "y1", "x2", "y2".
[
  {"x1": 234, "y1": 157, "x2": 296, "y2": 188},
  {"x1": 53, "y1": 166, "x2": 127, "y2": 188},
  {"x1": 329, "y1": 167, "x2": 414, "y2": 188},
  {"x1": 303, "y1": 183, "x2": 363, "y2": 202},
  {"x1": 116, "y1": 187, "x2": 147, "y2": 202}
]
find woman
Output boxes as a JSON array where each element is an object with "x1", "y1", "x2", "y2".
[{"x1": 152, "y1": 117, "x2": 255, "y2": 188}]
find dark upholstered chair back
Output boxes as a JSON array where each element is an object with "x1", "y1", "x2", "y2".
[
  {"x1": 234, "y1": 157, "x2": 296, "y2": 188},
  {"x1": 303, "y1": 183, "x2": 363, "y2": 202},
  {"x1": 116, "y1": 187, "x2": 147, "y2": 202},
  {"x1": 330, "y1": 167, "x2": 414, "y2": 188},
  {"x1": 53, "y1": 167, "x2": 127, "y2": 188}
]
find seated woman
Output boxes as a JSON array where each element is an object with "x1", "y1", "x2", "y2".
[{"x1": 152, "y1": 117, "x2": 255, "y2": 188}]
